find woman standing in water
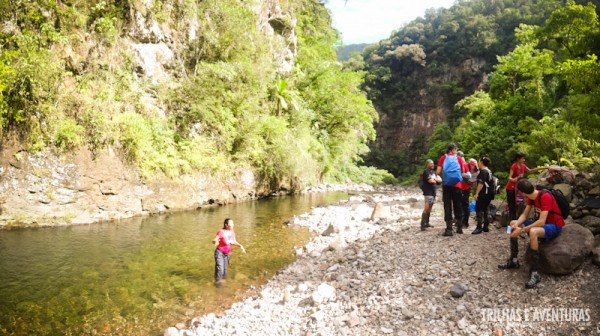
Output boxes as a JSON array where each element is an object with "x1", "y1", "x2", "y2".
[{"x1": 213, "y1": 218, "x2": 246, "y2": 287}]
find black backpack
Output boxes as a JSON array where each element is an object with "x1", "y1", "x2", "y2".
[
  {"x1": 483, "y1": 168, "x2": 501, "y2": 200},
  {"x1": 540, "y1": 189, "x2": 570, "y2": 219},
  {"x1": 418, "y1": 173, "x2": 425, "y2": 191}
]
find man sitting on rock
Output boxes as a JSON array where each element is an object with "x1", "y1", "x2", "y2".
[{"x1": 498, "y1": 179, "x2": 565, "y2": 289}]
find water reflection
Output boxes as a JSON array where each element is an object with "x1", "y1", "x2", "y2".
[{"x1": 0, "y1": 192, "x2": 347, "y2": 335}]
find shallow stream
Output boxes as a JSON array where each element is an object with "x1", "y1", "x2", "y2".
[{"x1": 0, "y1": 192, "x2": 347, "y2": 335}]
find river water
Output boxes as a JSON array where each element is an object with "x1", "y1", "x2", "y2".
[{"x1": 0, "y1": 192, "x2": 348, "y2": 335}]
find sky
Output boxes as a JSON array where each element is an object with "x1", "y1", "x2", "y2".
[{"x1": 324, "y1": 0, "x2": 457, "y2": 45}]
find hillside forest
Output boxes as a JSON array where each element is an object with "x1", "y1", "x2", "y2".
[
  {"x1": 355, "y1": 0, "x2": 600, "y2": 181},
  {"x1": 1, "y1": 0, "x2": 599, "y2": 191},
  {"x1": 0, "y1": 0, "x2": 392, "y2": 193}
]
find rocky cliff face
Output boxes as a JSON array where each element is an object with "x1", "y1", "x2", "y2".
[
  {"x1": 0, "y1": 0, "x2": 299, "y2": 229},
  {"x1": 372, "y1": 58, "x2": 488, "y2": 155},
  {"x1": 0, "y1": 144, "x2": 265, "y2": 227}
]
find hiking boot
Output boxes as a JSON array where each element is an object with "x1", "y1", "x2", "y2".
[
  {"x1": 525, "y1": 271, "x2": 541, "y2": 289},
  {"x1": 471, "y1": 227, "x2": 483, "y2": 234},
  {"x1": 442, "y1": 229, "x2": 453, "y2": 236},
  {"x1": 498, "y1": 258, "x2": 520, "y2": 269},
  {"x1": 456, "y1": 225, "x2": 463, "y2": 234},
  {"x1": 425, "y1": 213, "x2": 433, "y2": 228}
]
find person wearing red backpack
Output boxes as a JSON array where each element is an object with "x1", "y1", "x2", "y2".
[
  {"x1": 498, "y1": 179, "x2": 565, "y2": 289},
  {"x1": 437, "y1": 143, "x2": 468, "y2": 236}
]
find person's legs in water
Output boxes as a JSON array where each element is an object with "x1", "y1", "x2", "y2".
[{"x1": 214, "y1": 249, "x2": 228, "y2": 286}]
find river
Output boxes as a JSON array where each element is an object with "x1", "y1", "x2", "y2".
[{"x1": 0, "y1": 191, "x2": 348, "y2": 335}]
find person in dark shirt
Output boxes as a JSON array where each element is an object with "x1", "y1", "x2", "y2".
[
  {"x1": 472, "y1": 157, "x2": 493, "y2": 234},
  {"x1": 420, "y1": 159, "x2": 442, "y2": 231},
  {"x1": 498, "y1": 179, "x2": 565, "y2": 289}
]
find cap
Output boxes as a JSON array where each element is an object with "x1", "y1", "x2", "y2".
[
  {"x1": 457, "y1": 151, "x2": 464, "y2": 157},
  {"x1": 469, "y1": 158, "x2": 477, "y2": 166}
]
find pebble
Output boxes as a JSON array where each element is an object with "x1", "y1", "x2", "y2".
[{"x1": 165, "y1": 186, "x2": 600, "y2": 336}]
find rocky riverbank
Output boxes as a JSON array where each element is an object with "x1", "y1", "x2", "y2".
[{"x1": 165, "y1": 186, "x2": 600, "y2": 336}]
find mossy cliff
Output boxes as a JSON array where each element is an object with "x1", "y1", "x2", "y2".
[{"x1": 0, "y1": 0, "x2": 383, "y2": 227}]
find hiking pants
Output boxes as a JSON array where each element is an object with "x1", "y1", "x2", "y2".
[
  {"x1": 507, "y1": 189, "x2": 516, "y2": 220},
  {"x1": 442, "y1": 185, "x2": 463, "y2": 224},
  {"x1": 214, "y1": 249, "x2": 230, "y2": 282},
  {"x1": 461, "y1": 188, "x2": 471, "y2": 226}
]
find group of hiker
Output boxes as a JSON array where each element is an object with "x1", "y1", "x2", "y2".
[
  {"x1": 212, "y1": 144, "x2": 562, "y2": 290},
  {"x1": 420, "y1": 143, "x2": 564, "y2": 289}
]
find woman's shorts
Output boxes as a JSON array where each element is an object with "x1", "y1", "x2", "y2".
[{"x1": 424, "y1": 196, "x2": 435, "y2": 205}]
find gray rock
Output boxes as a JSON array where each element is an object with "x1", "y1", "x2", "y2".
[
  {"x1": 321, "y1": 224, "x2": 336, "y2": 236},
  {"x1": 553, "y1": 183, "x2": 572, "y2": 200},
  {"x1": 164, "y1": 327, "x2": 179, "y2": 336},
  {"x1": 449, "y1": 283, "x2": 468, "y2": 298},
  {"x1": 589, "y1": 186, "x2": 600, "y2": 196},
  {"x1": 592, "y1": 246, "x2": 600, "y2": 266},
  {"x1": 526, "y1": 224, "x2": 594, "y2": 275},
  {"x1": 371, "y1": 202, "x2": 391, "y2": 220},
  {"x1": 579, "y1": 216, "x2": 600, "y2": 229}
]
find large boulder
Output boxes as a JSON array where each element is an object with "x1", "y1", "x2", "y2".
[
  {"x1": 526, "y1": 224, "x2": 594, "y2": 275},
  {"x1": 370, "y1": 202, "x2": 391, "y2": 220}
]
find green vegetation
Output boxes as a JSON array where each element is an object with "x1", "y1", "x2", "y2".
[
  {"x1": 336, "y1": 43, "x2": 370, "y2": 61},
  {"x1": 454, "y1": 1, "x2": 600, "y2": 174},
  {"x1": 0, "y1": 0, "x2": 385, "y2": 188},
  {"x1": 359, "y1": 0, "x2": 600, "y2": 180}
]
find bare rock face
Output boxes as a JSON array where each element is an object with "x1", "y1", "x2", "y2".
[
  {"x1": 0, "y1": 147, "x2": 260, "y2": 228},
  {"x1": 372, "y1": 57, "x2": 487, "y2": 156},
  {"x1": 526, "y1": 224, "x2": 594, "y2": 275},
  {"x1": 252, "y1": 0, "x2": 297, "y2": 73}
]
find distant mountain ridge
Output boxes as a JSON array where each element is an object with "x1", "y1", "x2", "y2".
[{"x1": 336, "y1": 43, "x2": 370, "y2": 61}]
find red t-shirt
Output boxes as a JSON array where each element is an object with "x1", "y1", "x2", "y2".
[
  {"x1": 527, "y1": 191, "x2": 565, "y2": 227},
  {"x1": 506, "y1": 162, "x2": 528, "y2": 190},
  {"x1": 216, "y1": 229, "x2": 236, "y2": 254},
  {"x1": 437, "y1": 154, "x2": 466, "y2": 188}
]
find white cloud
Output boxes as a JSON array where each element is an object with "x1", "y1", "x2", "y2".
[{"x1": 324, "y1": 0, "x2": 456, "y2": 45}]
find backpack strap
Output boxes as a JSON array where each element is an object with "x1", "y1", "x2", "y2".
[
  {"x1": 538, "y1": 190, "x2": 561, "y2": 216},
  {"x1": 482, "y1": 168, "x2": 492, "y2": 189}
]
